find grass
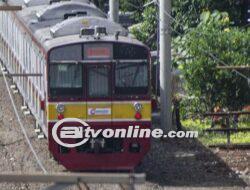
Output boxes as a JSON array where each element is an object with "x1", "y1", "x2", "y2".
[{"x1": 182, "y1": 119, "x2": 250, "y2": 146}]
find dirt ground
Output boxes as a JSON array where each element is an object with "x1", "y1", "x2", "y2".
[{"x1": 0, "y1": 77, "x2": 249, "y2": 190}]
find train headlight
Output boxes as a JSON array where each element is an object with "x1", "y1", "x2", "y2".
[
  {"x1": 56, "y1": 103, "x2": 65, "y2": 113},
  {"x1": 134, "y1": 102, "x2": 143, "y2": 112}
]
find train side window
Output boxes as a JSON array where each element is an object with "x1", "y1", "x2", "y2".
[{"x1": 87, "y1": 66, "x2": 110, "y2": 98}]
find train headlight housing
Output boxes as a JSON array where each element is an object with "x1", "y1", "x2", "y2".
[
  {"x1": 134, "y1": 102, "x2": 143, "y2": 120},
  {"x1": 134, "y1": 102, "x2": 143, "y2": 112},
  {"x1": 129, "y1": 142, "x2": 140, "y2": 153},
  {"x1": 56, "y1": 103, "x2": 65, "y2": 114}
]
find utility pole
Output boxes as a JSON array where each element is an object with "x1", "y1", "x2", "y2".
[
  {"x1": 109, "y1": 0, "x2": 119, "y2": 23},
  {"x1": 159, "y1": 0, "x2": 173, "y2": 131}
]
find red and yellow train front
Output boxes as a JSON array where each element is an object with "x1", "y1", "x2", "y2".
[{"x1": 47, "y1": 42, "x2": 151, "y2": 171}]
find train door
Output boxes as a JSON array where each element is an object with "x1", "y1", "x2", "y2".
[{"x1": 86, "y1": 63, "x2": 112, "y2": 127}]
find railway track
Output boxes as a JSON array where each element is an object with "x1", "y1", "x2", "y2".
[{"x1": 0, "y1": 172, "x2": 145, "y2": 190}]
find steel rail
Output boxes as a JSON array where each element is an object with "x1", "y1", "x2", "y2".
[{"x1": 0, "y1": 172, "x2": 145, "y2": 184}]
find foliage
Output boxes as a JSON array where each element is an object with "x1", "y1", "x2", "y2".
[
  {"x1": 171, "y1": 0, "x2": 207, "y2": 35},
  {"x1": 125, "y1": 0, "x2": 246, "y2": 49},
  {"x1": 93, "y1": 0, "x2": 246, "y2": 50},
  {"x1": 179, "y1": 11, "x2": 250, "y2": 111},
  {"x1": 120, "y1": 0, "x2": 146, "y2": 20},
  {"x1": 179, "y1": 96, "x2": 207, "y2": 119},
  {"x1": 172, "y1": 0, "x2": 245, "y2": 34},
  {"x1": 129, "y1": 6, "x2": 158, "y2": 49}
]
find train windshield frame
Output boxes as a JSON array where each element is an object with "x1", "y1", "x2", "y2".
[{"x1": 48, "y1": 42, "x2": 150, "y2": 100}]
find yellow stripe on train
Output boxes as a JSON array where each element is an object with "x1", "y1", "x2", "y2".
[
  {"x1": 48, "y1": 103, "x2": 87, "y2": 120},
  {"x1": 47, "y1": 101, "x2": 151, "y2": 121}
]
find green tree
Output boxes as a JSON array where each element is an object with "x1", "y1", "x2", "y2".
[
  {"x1": 179, "y1": 11, "x2": 250, "y2": 111},
  {"x1": 125, "y1": 0, "x2": 246, "y2": 49},
  {"x1": 129, "y1": 6, "x2": 158, "y2": 49}
]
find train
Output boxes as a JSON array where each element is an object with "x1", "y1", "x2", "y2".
[{"x1": 0, "y1": 0, "x2": 151, "y2": 171}]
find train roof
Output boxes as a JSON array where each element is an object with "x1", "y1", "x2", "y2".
[
  {"x1": 44, "y1": 35, "x2": 146, "y2": 51},
  {"x1": 24, "y1": 0, "x2": 91, "y2": 7},
  {"x1": 6, "y1": 0, "x2": 146, "y2": 53}
]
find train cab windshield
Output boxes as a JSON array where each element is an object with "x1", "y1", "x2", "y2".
[
  {"x1": 49, "y1": 63, "x2": 83, "y2": 99},
  {"x1": 87, "y1": 66, "x2": 110, "y2": 98},
  {"x1": 115, "y1": 61, "x2": 148, "y2": 95}
]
